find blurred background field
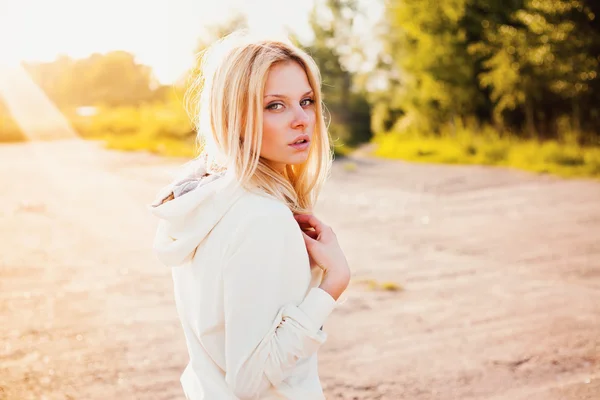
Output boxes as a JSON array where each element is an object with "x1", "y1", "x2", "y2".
[{"x1": 3, "y1": 0, "x2": 600, "y2": 178}]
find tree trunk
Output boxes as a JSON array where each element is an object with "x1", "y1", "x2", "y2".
[
  {"x1": 525, "y1": 97, "x2": 536, "y2": 139},
  {"x1": 572, "y1": 98, "x2": 581, "y2": 134}
]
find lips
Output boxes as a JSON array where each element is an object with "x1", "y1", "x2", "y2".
[{"x1": 290, "y1": 134, "x2": 310, "y2": 146}]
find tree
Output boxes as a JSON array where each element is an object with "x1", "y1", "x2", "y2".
[
  {"x1": 471, "y1": 0, "x2": 599, "y2": 138},
  {"x1": 23, "y1": 51, "x2": 158, "y2": 108},
  {"x1": 178, "y1": 12, "x2": 249, "y2": 88},
  {"x1": 304, "y1": 0, "x2": 372, "y2": 147},
  {"x1": 379, "y1": 0, "x2": 485, "y2": 135}
]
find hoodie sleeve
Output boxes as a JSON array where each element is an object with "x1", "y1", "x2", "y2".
[{"x1": 222, "y1": 210, "x2": 337, "y2": 399}]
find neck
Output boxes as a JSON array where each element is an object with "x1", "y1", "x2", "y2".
[{"x1": 263, "y1": 159, "x2": 287, "y2": 176}]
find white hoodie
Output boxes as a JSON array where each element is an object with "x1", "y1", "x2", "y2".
[{"x1": 149, "y1": 160, "x2": 339, "y2": 400}]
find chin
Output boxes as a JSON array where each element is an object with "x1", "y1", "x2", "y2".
[{"x1": 287, "y1": 154, "x2": 310, "y2": 166}]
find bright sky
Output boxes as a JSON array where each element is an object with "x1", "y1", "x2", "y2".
[{"x1": 0, "y1": 0, "x2": 324, "y2": 84}]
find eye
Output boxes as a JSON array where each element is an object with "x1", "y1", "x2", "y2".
[
  {"x1": 300, "y1": 98, "x2": 315, "y2": 107},
  {"x1": 266, "y1": 102, "x2": 284, "y2": 111}
]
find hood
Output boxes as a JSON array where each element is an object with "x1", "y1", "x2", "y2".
[{"x1": 148, "y1": 160, "x2": 245, "y2": 267}]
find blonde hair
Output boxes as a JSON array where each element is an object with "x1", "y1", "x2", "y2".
[{"x1": 183, "y1": 30, "x2": 332, "y2": 214}]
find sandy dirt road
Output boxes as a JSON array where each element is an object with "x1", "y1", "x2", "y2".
[{"x1": 1, "y1": 140, "x2": 599, "y2": 399}]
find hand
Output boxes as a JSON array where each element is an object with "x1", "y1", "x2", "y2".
[
  {"x1": 294, "y1": 213, "x2": 350, "y2": 300},
  {"x1": 295, "y1": 219, "x2": 319, "y2": 270}
]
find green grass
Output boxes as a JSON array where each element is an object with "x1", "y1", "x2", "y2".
[
  {"x1": 99, "y1": 132, "x2": 358, "y2": 159},
  {"x1": 102, "y1": 133, "x2": 197, "y2": 157},
  {"x1": 62, "y1": 103, "x2": 198, "y2": 157},
  {"x1": 374, "y1": 131, "x2": 600, "y2": 179},
  {"x1": 353, "y1": 278, "x2": 404, "y2": 292}
]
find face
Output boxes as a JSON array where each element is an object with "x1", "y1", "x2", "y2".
[{"x1": 260, "y1": 61, "x2": 316, "y2": 173}]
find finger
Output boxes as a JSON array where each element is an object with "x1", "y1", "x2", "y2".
[
  {"x1": 298, "y1": 223, "x2": 313, "y2": 231},
  {"x1": 302, "y1": 229, "x2": 319, "y2": 240},
  {"x1": 294, "y1": 214, "x2": 326, "y2": 236},
  {"x1": 300, "y1": 230, "x2": 317, "y2": 247},
  {"x1": 295, "y1": 218, "x2": 316, "y2": 233}
]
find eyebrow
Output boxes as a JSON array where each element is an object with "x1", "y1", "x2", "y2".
[{"x1": 264, "y1": 90, "x2": 314, "y2": 99}]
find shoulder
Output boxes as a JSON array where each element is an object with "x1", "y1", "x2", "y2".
[
  {"x1": 228, "y1": 189, "x2": 293, "y2": 223},
  {"x1": 221, "y1": 190, "x2": 298, "y2": 256}
]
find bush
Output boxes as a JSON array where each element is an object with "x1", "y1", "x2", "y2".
[
  {"x1": 374, "y1": 127, "x2": 600, "y2": 179},
  {"x1": 62, "y1": 99, "x2": 198, "y2": 157},
  {"x1": 68, "y1": 100, "x2": 194, "y2": 140}
]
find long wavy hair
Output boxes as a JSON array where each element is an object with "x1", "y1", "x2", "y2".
[{"x1": 183, "y1": 30, "x2": 333, "y2": 214}]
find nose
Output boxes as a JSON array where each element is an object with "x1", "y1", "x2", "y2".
[{"x1": 291, "y1": 105, "x2": 309, "y2": 130}]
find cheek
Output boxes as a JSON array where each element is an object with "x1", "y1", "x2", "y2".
[
  {"x1": 261, "y1": 114, "x2": 285, "y2": 152},
  {"x1": 307, "y1": 108, "x2": 316, "y2": 126},
  {"x1": 262, "y1": 114, "x2": 275, "y2": 137},
  {"x1": 263, "y1": 114, "x2": 286, "y2": 139}
]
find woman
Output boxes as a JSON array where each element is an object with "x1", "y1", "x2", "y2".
[{"x1": 150, "y1": 30, "x2": 350, "y2": 399}]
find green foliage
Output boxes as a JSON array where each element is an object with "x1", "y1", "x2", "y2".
[
  {"x1": 194, "y1": 13, "x2": 248, "y2": 53},
  {"x1": 70, "y1": 99, "x2": 193, "y2": 140},
  {"x1": 22, "y1": 52, "x2": 162, "y2": 108},
  {"x1": 378, "y1": 0, "x2": 600, "y2": 141},
  {"x1": 66, "y1": 94, "x2": 196, "y2": 157},
  {"x1": 0, "y1": 85, "x2": 199, "y2": 156},
  {"x1": 378, "y1": 0, "x2": 484, "y2": 135},
  {"x1": 374, "y1": 127, "x2": 600, "y2": 178},
  {"x1": 0, "y1": 93, "x2": 198, "y2": 158},
  {"x1": 304, "y1": 0, "x2": 372, "y2": 147},
  {"x1": 5, "y1": 0, "x2": 600, "y2": 179},
  {"x1": 469, "y1": 0, "x2": 599, "y2": 136},
  {"x1": 103, "y1": 134, "x2": 197, "y2": 158}
]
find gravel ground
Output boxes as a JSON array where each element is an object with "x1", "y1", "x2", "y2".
[{"x1": 1, "y1": 140, "x2": 599, "y2": 399}]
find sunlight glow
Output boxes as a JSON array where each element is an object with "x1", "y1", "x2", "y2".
[
  {"x1": 1, "y1": 0, "x2": 317, "y2": 84},
  {"x1": 0, "y1": 65, "x2": 78, "y2": 140},
  {"x1": 0, "y1": 0, "x2": 317, "y2": 144},
  {"x1": 0, "y1": 64, "x2": 151, "y2": 223}
]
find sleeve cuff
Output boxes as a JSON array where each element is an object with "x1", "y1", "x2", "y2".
[{"x1": 297, "y1": 287, "x2": 337, "y2": 331}]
